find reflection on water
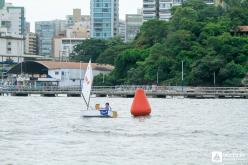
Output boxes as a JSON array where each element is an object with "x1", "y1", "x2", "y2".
[{"x1": 0, "y1": 97, "x2": 247, "y2": 165}]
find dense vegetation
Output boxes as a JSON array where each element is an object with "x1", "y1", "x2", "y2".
[{"x1": 70, "y1": 0, "x2": 248, "y2": 86}]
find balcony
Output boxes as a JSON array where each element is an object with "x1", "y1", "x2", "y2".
[{"x1": 143, "y1": 0, "x2": 155, "y2": 5}]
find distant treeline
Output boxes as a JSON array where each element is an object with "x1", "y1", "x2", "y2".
[{"x1": 70, "y1": 0, "x2": 248, "y2": 86}]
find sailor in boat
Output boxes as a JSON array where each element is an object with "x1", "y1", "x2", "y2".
[{"x1": 99, "y1": 103, "x2": 111, "y2": 116}]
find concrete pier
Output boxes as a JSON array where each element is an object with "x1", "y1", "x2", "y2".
[{"x1": 0, "y1": 86, "x2": 247, "y2": 99}]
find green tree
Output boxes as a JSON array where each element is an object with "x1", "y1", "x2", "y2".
[
  {"x1": 135, "y1": 19, "x2": 169, "y2": 48},
  {"x1": 171, "y1": 6, "x2": 198, "y2": 31},
  {"x1": 96, "y1": 44, "x2": 131, "y2": 65},
  {"x1": 190, "y1": 55, "x2": 225, "y2": 86},
  {"x1": 219, "y1": 61, "x2": 246, "y2": 86},
  {"x1": 71, "y1": 0, "x2": 248, "y2": 87},
  {"x1": 70, "y1": 38, "x2": 108, "y2": 62},
  {"x1": 114, "y1": 49, "x2": 149, "y2": 84},
  {"x1": 165, "y1": 30, "x2": 193, "y2": 56}
]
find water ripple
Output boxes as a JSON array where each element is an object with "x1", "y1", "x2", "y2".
[{"x1": 0, "y1": 97, "x2": 247, "y2": 165}]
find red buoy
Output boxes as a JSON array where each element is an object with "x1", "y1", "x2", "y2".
[{"x1": 131, "y1": 88, "x2": 151, "y2": 116}]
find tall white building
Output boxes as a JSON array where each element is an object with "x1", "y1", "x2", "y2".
[
  {"x1": 54, "y1": 19, "x2": 67, "y2": 36},
  {"x1": 7, "y1": 6, "x2": 25, "y2": 36},
  {"x1": 143, "y1": 0, "x2": 214, "y2": 21},
  {"x1": 35, "y1": 21, "x2": 56, "y2": 56},
  {"x1": 125, "y1": 14, "x2": 143, "y2": 42},
  {"x1": 91, "y1": 0, "x2": 119, "y2": 39},
  {"x1": 0, "y1": 2, "x2": 25, "y2": 37},
  {"x1": 0, "y1": 35, "x2": 24, "y2": 56},
  {"x1": 53, "y1": 37, "x2": 86, "y2": 60},
  {"x1": 0, "y1": 33, "x2": 25, "y2": 79},
  {"x1": 118, "y1": 20, "x2": 125, "y2": 41},
  {"x1": 66, "y1": 21, "x2": 90, "y2": 38},
  {"x1": 65, "y1": 9, "x2": 90, "y2": 38},
  {"x1": 66, "y1": 9, "x2": 90, "y2": 27},
  {"x1": 143, "y1": 0, "x2": 181, "y2": 21},
  {"x1": 0, "y1": 0, "x2": 4, "y2": 9},
  {"x1": 36, "y1": 9, "x2": 90, "y2": 57},
  {"x1": 25, "y1": 32, "x2": 38, "y2": 55},
  {"x1": 113, "y1": 0, "x2": 119, "y2": 36}
]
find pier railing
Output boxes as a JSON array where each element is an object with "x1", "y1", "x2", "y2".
[{"x1": 0, "y1": 85, "x2": 247, "y2": 98}]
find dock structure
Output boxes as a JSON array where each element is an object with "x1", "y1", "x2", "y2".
[{"x1": 0, "y1": 85, "x2": 247, "y2": 98}]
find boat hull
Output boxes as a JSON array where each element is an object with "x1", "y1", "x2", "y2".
[{"x1": 82, "y1": 110, "x2": 118, "y2": 118}]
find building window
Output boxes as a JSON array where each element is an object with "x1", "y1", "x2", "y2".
[
  {"x1": 7, "y1": 47, "x2": 11, "y2": 54},
  {"x1": 102, "y1": 8, "x2": 109, "y2": 12},
  {"x1": 8, "y1": 42, "x2": 11, "y2": 46},
  {"x1": 62, "y1": 71, "x2": 65, "y2": 76},
  {"x1": 55, "y1": 71, "x2": 59, "y2": 75}
]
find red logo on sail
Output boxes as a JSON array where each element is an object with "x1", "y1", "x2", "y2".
[{"x1": 85, "y1": 76, "x2": 91, "y2": 85}]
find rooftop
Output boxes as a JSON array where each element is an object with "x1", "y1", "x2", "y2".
[
  {"x1": 8, "y1": 61, "x2": 114, "y2": 75},
  {"x1": 237, "y1": 26, "x2": 248, "y2": 32},
  {"x1": 37, "y1": 61, "x2": 114, "y2": 71}
]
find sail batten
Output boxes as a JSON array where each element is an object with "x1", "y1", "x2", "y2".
[{"x1": 82, "y1": 60, "x2": 93, "y2": 110}]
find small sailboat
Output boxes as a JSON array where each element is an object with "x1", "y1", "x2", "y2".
[{"x1": 81, "y1": 60, "x2": 118, "y2": 118}]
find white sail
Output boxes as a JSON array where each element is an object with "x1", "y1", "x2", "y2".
[{"x1": 82, "y1": 60, "x2": 93, "y2": 108}]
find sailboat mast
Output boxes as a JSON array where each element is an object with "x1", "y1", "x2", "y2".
[
  {"x1": 82, "y1": 94, "x2": 89, "y2": 110},
  {"x1": 87, "y1": 96, "x2": 91, "y2": 110}
]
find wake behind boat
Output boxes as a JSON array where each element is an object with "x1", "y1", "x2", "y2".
[{"x1": 81, "y1": 60, "x2": 118, "y2": 118}]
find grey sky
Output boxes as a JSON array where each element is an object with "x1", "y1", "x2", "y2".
[{"x1": 6, "y1": 0, "x2": 142, "y2": 32}]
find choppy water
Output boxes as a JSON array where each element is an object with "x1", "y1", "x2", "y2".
[{"x1": 0, "y1": 96, "x2": 247, "y2": 165}]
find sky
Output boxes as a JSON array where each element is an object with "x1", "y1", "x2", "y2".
[{"x1": 6, "y1": 0, "x2": 142, "y2": 32}]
